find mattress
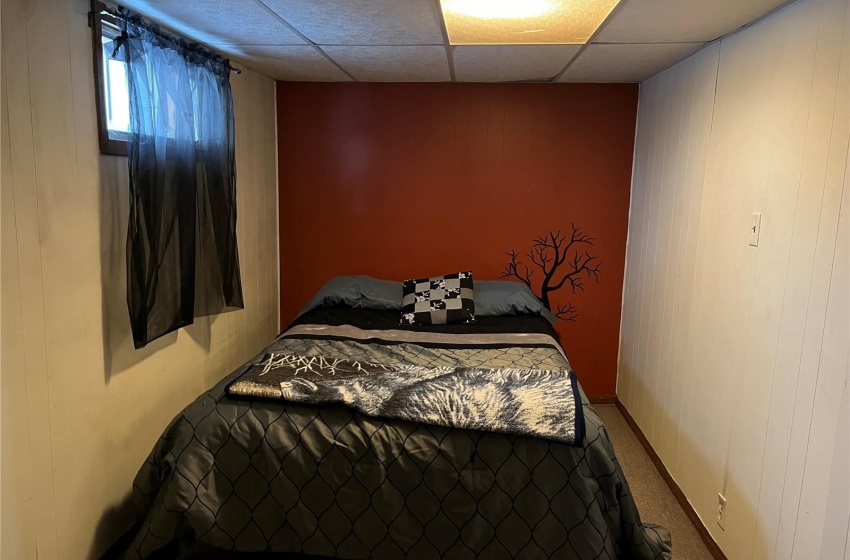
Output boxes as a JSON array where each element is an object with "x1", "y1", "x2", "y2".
[{"x1": 125, "y1": 307, "x2": 671, "y2": 559}]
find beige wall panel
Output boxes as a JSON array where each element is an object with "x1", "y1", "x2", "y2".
[
  {"x1": 1, "y1": 34, "x2": 38, "y2": 560},
  {"x1": 790, "y1": 144, "x2": 849, "y2": 560},
  {"x1": 0, "y1": 0, "x2": 280, "y2": 557},
  {"x1": 619, "y1": 0, "x2": 850, "y2": 558},
  {"x1": 1, "y1": 0, "x2": 61, "y2": 557},
  {"x1": 754, "y1": 0, "x2": 849, "y2": 557},
  {"x1": 722, "y1": 0, "x2": 823, "y2": 555}
]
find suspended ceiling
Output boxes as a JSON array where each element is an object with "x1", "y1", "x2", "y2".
[{"x1": 119, "y1": 0, "x2": 792, "y2": 83}]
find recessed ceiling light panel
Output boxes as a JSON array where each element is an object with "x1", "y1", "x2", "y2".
[{"x1": 440, "y1": 0, "x2": 619, "y2": 45}]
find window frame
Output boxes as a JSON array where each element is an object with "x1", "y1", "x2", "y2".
[{"x1": 91, "y1": 0, "x2": 129, "y2": 157}]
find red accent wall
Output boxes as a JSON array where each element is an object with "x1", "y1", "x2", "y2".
[{"x1": 277, "y1": 82, "x2": 637, "y2": 398}]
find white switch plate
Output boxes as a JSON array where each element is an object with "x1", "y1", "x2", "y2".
[
  {"x1": 717, "y1": 493, "x2": 727, "y2": 530},
  {"x1": 749, "y1": 212, "x2": 762, "y2": 247}
]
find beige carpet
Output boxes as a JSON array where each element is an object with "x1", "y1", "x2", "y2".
[{"x1": 594, "y1": 404, "x2": 714, "y2": 560}]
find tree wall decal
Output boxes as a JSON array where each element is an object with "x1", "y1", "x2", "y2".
[{"x1": 501, "y1": 224, "x2": 601, "y2": 321}]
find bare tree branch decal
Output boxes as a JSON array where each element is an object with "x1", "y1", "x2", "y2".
[
  {"x1": 503, "y1": 249, "x2": 534, "y2": 288},
  {"x1": 555, "y1": 303, "x2": 578, "y2": 322},
  {"x1": 501, "y1": 223, "x2": 601, "y2": 321}
]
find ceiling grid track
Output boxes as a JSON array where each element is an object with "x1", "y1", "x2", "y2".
[
  {"x1": 251, "y1": 0, "x2": 359, "y2": 81},
  {"x1": 550, "y1": 0, "x2": 632, "y2": 82},
  {"x1": 433, "y1": 0, "x2": 457, "y2": 81},
  {"x1": 592, "y1": 41, "x2": 707, "y2": 45},
  {"x1": 116, "y1": 0, "x2": 796, "y2": 83}
]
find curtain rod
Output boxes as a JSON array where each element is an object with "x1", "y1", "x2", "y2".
[{"x1": 92, "y1": 2, "x2": 242, "y2": 74}]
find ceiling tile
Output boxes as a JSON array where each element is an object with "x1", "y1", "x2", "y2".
[
  {"x1": 121, "y1": 0, "x2": 306, "y2": 45},
  {"x1": 453, "y1": 45, "x2": 580, "y2": 82},
  {"x1": 323, "y1": 46, "x2": 451, "y2": 81},
  {"x1": 440, "y1": 0, "x2": 619, "y2": 45},
  {"x1": 260, "y1": 0, "x2": 444, "y2": 45},
  {"x1": 595, "y1": 0, "x2": 788, "y2": 43},
  {"x1": 219, "y1": 46, "x2": 351, "y2": 81},
  {"x1": 558, "y1": 43, "x2": 704, "y2": 83}
]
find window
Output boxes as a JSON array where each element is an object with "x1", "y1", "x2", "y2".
[
  {"x1": 94, "y1": 2, "x2": 243, "y2": 348},
  {"x1": 92, "y1": 1, "x2": 130, "y2": 156}
]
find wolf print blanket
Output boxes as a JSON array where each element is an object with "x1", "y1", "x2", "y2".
[
  {"x1": 228, "y1": 352, "x2": 585, "y2": 445},
  {"x1": 124, "y1": 310, "x2": 671, "y2": 560}
]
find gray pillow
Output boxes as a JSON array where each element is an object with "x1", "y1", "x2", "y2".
[
  {"x1": 475, "y1": 281, "x2": 557, "y2": 324},
  {"x1": 300, "y1": 276, "x2": 403, "y2": 315}
]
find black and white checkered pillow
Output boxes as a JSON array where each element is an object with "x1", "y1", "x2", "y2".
[{"x1": 400, "y1": 271, "x2": 475, "y2": 325}]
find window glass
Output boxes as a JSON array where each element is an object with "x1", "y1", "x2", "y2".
[{"x1": 100, "y1": 21, "x2": 130, "y2": 137}]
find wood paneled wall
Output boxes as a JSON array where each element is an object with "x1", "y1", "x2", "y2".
[
  {"x1": 618, "y1": 0, "x2": 849, "y2": 558},
  {"x1": 277, "y1": 82, "x2": 639, "y2": 398},
  {"x1": 0, "y1": 0, "x2": 280, "y2": 558}
]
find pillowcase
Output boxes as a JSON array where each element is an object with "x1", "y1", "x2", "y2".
[
  {"x1": 401, "y1": 271, "x2": 475, "y2": 325},
  {"x1": 475, "y1": 280, "x2": 557, "y2": 324},
  {"x1": 300, "y1": 276, "x2": 402, "y2": 315}
]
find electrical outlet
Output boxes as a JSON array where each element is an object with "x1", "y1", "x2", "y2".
[{"x1": 717, "y1": 493, "x2": 727, "y2": 530}]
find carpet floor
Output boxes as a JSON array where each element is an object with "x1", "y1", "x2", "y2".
[{"x1": 594, "y1": 404, "x2": 714, "y2": 560}]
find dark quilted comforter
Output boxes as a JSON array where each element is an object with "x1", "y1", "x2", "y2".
[{"x1": 124, "y1": 307, "x2": 671, "y2": 559}]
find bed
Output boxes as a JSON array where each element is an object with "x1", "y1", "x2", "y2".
[{"x1": 124, "y1": 284, "x2": 671, "y2": 560}]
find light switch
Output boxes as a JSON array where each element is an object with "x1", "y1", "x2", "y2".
[{"x1": 749, "y1": 212, "x2": 762, "y2": 247}]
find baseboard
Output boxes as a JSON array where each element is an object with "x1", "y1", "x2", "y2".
[
  {"x1": 614, "y1": 397, "x2": 728, "y2": 560},
  {"x1": 588, "y1": 396, "x2": 616, "y2": 404}
]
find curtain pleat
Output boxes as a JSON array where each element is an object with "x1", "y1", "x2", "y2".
[{"x1": 122, "y1": 15, "x2": 243, "y2": 349}]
